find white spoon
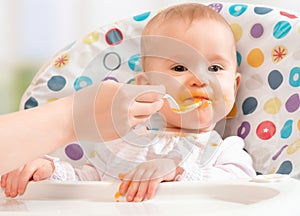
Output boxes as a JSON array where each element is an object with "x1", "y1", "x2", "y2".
[{"x1": 163, "y1": 94, "x2": 203, "y2": 114}]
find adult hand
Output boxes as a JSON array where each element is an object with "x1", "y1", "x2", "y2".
[{"x1": 73, "y1": 80, "x2": 165, "y2": 142}]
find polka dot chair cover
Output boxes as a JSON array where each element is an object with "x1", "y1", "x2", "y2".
[{"x1": 20, "y1": 2, "x2": 300, "y2": 177}]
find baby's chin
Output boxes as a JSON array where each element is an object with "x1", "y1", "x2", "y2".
[{"x1": 166, "y1": 120, "x2": 216, "y2": 133}]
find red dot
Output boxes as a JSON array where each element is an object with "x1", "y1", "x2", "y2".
[{"x1": 256, "y1": 121, "x2": 276, "y2": 140}]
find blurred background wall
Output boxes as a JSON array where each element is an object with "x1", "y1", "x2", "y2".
[{"x1": 0, "y1": 0, "x2": 299, "y2": 114}]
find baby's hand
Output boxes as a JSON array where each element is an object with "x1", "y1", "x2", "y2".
[
  {"x1": 118, "y1": 159, "x2": 183, "y2": 202},
  {"x1": 1, "y1": 158, "x2": 54, "y2": 197}
]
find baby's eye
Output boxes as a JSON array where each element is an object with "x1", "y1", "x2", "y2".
[
  {"x1": 208, "y1": 65, "x2": 223, "y2": 72},
  {"x1": 171, "y1": 65, "x2": 188, "y2": 72}
]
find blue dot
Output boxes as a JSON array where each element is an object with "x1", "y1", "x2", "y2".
[
  {"x1": 126, "y1": 78, "x2": 136, "y2": 84},
  {"x1": 24, "y1": 97, "x2": 38, "y2": 109},
  {"x1": 254, "y1": 7, "x2": 273, "y2": 15},
  {"x1": 280, "y1": 119, "x2": 293, "y2": 139},
  {"x1": 273, "y1": 21, "x2": 292, "y2": 39},
  {"x1": 242, "y1": 97, "x2": 258, "y2": 115},
  {"x1": 229, "y1": 4, "x2": 248, "y2": 17},
  {"x1": 74, "y1": 76, "x2": 93, "y2": 91},
  {"x1": 105, "y1": 28, "x2": 123, "y2": 45},
  {"x1": 236, "y1": 51, "x2": 242, "y2": 66},
  {"x1": 133, "y1": 11, "x2": 151, "y2": 21},
  {"x1": 47, "y1": 76, "x2": 66, "y2": 91},
  {"x1": 128, "y1": 54, "x2": 142, "y2": 72},
  {"x1": 276, "y1": 160, "x2": 293, "y2": 175},
  {"x1": 268, "y1": 70, "x2": 283, "y2": 90},
  {"x1": 289, "y1": 67, "x2": 300, "y2": 87}
]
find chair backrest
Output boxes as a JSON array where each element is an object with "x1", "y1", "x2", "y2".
[{"x1": 20, "y1": 2, "x2": 300, "y2": 178}]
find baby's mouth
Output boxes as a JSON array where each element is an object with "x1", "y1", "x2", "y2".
[{"x1": 181, "y1": 96, "x2": 211, "y2": 107}]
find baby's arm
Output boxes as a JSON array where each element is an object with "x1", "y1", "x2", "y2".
[
  {"x1": 50, "y1": 160, "x2": 101, "y2": 181},
  {"x1": 182, "y1": 136, "x2": 256, "y2": 181}
]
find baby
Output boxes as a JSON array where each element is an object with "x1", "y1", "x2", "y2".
[{"x1": 1, "y1": 3, "x2": 256, "y2": 201}]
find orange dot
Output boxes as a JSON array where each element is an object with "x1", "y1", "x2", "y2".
[
  {"x1": 298, "y1": 119, "x2": 300, "y2": 131},
  {"x1": 247, "y1": 48, "x2": 264, "y2": 68}
]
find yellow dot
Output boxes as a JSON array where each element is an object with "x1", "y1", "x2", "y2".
[
  {"x1": 82, "y1": 32, "x2": 99, "y2": 44},
  {"x1": 298, "y1": 26, "x2": 300, "y2": 33},
  {"x1": 263, "y1": 97, "x2": 281, "y2": 114},
  {"x1": 247, "y1": 48, "x2": 264, "y2": 68},
  {"x1": 287, "y1": 139, "x2": 300, "y2": 155},
  {"x1": 268, "y1": 168, "x2": 276, "y2": 174},
  {"x1": 230, "y1": 23, "x2": 243, "y2": 42},
  {"x1": 47, "y1": 98, "x2": 58, "y2": 103},
  {"x1": 89, "y1": 151, "x2": 96, "y2": 158}
]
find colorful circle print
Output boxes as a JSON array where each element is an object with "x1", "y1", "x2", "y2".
[
  {"x1": 128, "y1": 54, "x2": 142, "y2": 72},
  {"x1": 24, "y1": 97, "x2": 38, "y2": 109},
  {"x1": 273, "y1": 21, "x2": 292, "y2": 39},
  {"x1": 208, "y1": 3, "x2": 223, "y2": 13},
  {"x1": 65, "y1": 143, "x2": 84, "y2": 160},
  {"x1": 133, "y1": 11, "x2": 151, "y2": 21},
  {"x1": 74, "y1": 76, "x2": 93, "y2": 91},
  {"x1": 250, "y1": 23, "x2": 264, "y2": 38},
  {"x1": 237, "y1": 121, "x2": 251, "y2": 139},
  {"x1": 268, "y1": 70, "x2": 283, "y2": 90},
  {"x1": 247, "y1": 48, "x2": 264, "y2": 68},
  {"x1": 103, "y1": 52, "x2": 121, "y2": 71},
  {"x1": 254, "y1": 7, "x2": 273, "y2": 15},
  {"x1": 289, "y1": 67, "x2": 300, "y2": 87},
  {"x1": 47, "y1": 76, "x2": 66, "y2": 91},
  {"x1": 105, "y1": 28, "x2": 123, "y2": 45},
  {"x1": 280, "y1": 119, "x2": 293, "y2": 139},
  {"x1": 242, "y1": 97, "x2": 258, "y2": 115},
  {"x1": 229, "y1": 4, "x2": 248, "y2": 17},
  {"x1": 256, "y1": 121, "x2": 276, "y2": 140}
]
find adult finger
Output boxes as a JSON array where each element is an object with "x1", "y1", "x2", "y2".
[
  {"x1": 126, "y1": 84, "x2": 165, "y2": 102},
  {"x1": 130, "y1": 100, "x2": 164, "y2": 117}
]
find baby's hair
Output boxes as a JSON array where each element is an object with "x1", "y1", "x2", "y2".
[
  {"x1": 141, "y1": 3, "x2": 238, "y2": 72},
  {"x1": 142, "y1": 3, "x2": 232, "y2": 36}
]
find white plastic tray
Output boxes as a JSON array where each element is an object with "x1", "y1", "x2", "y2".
[{"x1": 1, "y1": 177, "x2": 300, "y2": 216}]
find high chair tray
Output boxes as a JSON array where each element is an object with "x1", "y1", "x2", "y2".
[{"x1": 0, "y1": 176, "x2": 300, "y2": 216}]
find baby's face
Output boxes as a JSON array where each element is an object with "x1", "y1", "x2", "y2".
[{"x1": 139, "y1": 18, "x2": 240, "y2": 131}]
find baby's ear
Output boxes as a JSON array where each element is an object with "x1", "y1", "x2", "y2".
[
  {"x1": 234, "y1": 72, "x2": 241, "y2": 95},
  {"x1": 135, "y1": 72, "x2": 150, "y2": 85}
]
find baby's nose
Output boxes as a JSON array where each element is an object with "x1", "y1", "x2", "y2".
[{"x1": 189, "y1": 77, "x2": 207, "y2": 87}]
